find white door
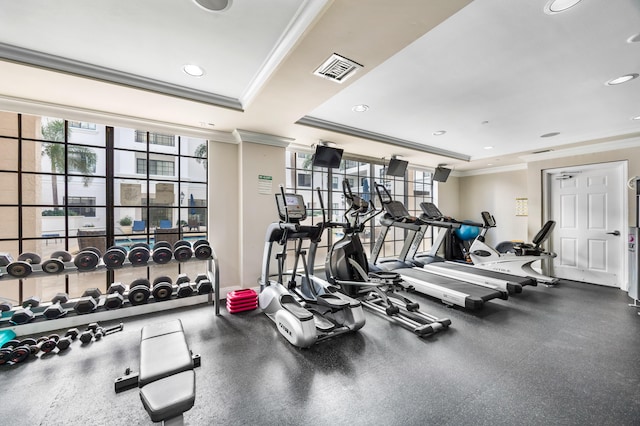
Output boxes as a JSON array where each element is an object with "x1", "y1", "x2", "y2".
[{"x1": 546, "y1": 162, "x2": 626, "y2": 287}]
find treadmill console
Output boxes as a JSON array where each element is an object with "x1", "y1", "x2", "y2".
[
  {"x1": 276, "y1": 193, "x2": 307, "y2": 222},
  {"x1": 385, "y1": 201, "x2": 410, "y2": 220},
  {"x1": 420, "y1": 202, "x2": 443, "y2": 220}
]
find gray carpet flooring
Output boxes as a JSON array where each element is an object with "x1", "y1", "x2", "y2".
[{"x1": 1, "y1": 279, "x2": 639, "y2": 425}]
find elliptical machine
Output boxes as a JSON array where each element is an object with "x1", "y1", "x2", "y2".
[
  {"x1": 258, "y1": 186, "x2": 365, "y2": 348},
  {"x1": 468, "y1": 211, "x2": 559, "y2": 285},
  {"x1": 324, "y1": 180, "x2": 451, "y2": 336}
]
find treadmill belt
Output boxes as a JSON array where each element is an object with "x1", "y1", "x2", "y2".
[
  {"x1": 430, "y1": 260, "x2": 537, "y2": 287},
  {"x1": 398, "y1": 267, "x2": 505, "y2": 302}
]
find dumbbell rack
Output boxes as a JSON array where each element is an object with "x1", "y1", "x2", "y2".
[{"x1": 0, "y1": 254, "x2": 220, "y2": 337}]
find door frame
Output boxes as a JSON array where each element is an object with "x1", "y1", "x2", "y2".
[{"x1": 542, "y1": 161, "x2": 628, "y2": 289}]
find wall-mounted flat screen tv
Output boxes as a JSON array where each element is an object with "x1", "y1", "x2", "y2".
[
  {"x1": 386, "y1": 158, "x2": 408, "y2": 177},
  {"x1": 312, "y1": 145, "x2": 344, "y2": 169},
  {"x1": 433, "y1": 166, "x2": 452, "y2": 182}
]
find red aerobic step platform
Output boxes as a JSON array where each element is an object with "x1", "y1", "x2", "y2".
[{"x1": 226, "y1": 289, "x2": 258, "y2": 314}]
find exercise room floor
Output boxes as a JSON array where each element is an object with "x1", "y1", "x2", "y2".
[{"x1": 1, "y1": 280, "x2": 639, "y2": 425}]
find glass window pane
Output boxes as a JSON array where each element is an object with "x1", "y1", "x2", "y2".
[
  {"x1": 180, "y1": 136, "x2": 207, "y2": 157},
  {"x1": 67, "y1": 122, "x2": 106, "y2": 147},
  {"x1": 114, "y1": 127, "x2": 146, "y2": 151},
  {"x1": 115, "y1": 178, "x2": 147, "y2": 207},
  {"x1": 68, "y1": 145, "x2": 104, "y2": 176},
  {"x1": 179, "y1": 157, "x2": 207, "y2": 182}
]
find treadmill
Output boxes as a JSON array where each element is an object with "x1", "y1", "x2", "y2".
[
  {"x1": 370, "y1": 183, "x2": 508, "y2": 310},
  {"x1": 408, "y1": 202, "x2": 537, "y2": 294}
]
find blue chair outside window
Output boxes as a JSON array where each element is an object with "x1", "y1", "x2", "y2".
[
  {"x1": 132, "y1": 220, "x2": 146, "y2": 232},
  {"x1": 159, "y1": 220, "x2": 172, "y2": 229}
]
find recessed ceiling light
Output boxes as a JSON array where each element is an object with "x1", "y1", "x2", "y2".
[
  {"x1": 183, "y1": 64, "x2": 205, "y2": 77},
  {"x1": 628, "y1": 33, "x2": 640, "y2": 43},
  {"x1": 483, "y1": 146, "x2": 494, "y2": 150},
  {"x1": 544, "y1": 0, "x2": 583, "y2": 15},
  {"x1": 541, "y1": 132, "x2": 560, "y2": 138},
  {"x1": 632, "y1": 115, "x2": 640, "y2": 121},
  {"x1": 433, "y1": 130, "x2": 446, "y2": 136},
  {"x1": 605, "y1": 73, "x2": 639, "y2": 86},
  {"x1": 487, "y1": 163, "x2": 493, "y2": 166},
  {"x1": 352, "y1": 104, "x2": 369, "y2": 112},
  {"x1": 192, "y1": 0, "x2": 232, "y2": 12}
]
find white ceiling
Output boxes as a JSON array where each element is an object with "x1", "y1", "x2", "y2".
[{"x1": 1, "y1": 0, "x2": 639, "y2": 172}]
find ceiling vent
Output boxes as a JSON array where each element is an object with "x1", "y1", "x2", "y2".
[{"x1": 313, "y1": 53, "x2": 363, "y2": 83}]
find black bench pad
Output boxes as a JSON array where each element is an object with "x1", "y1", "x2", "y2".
[{"x1": 140, "y1": 370, "x2": 195, "y2": 423}]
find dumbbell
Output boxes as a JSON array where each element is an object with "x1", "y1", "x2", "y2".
[
  {"x1": 152, "y1": 276, "x2": 174, "y2": 301},
  {"x1": 42, "y1": 293, "x2": 70, "y2": 320},
  {"x1": 74, "y1": 288, "x2": 102, "y2": 314},
  {"x1": 80, "y1": 322, "x2": 124, "y2": 343},
  {"x1": 176, "y1": 274, "x2": 194, "y2": 298},
  {"x1": 6, "y1": 253, "x2": 41, "y2": 278},
  {"x1": 54, "y1": 328, "x2": 79, "y2": 351},
  {"x1": 10, "y1": 296, "x2": 41, "y2": 325},
  {"x1": 0, "y1": 338, "x2": 36, "y2": 365},
  {"x1": 35, "y1": 335, "x2": 60, "y2": 354},
  {"x1": 103, "y1": 246, "x2": 128, "y2": 268},
  {"x1": 151, "y1": 241, "x2": 173, "y2": 264},
  {"x1": 193, "y1": 239, "x2": 213, "y2": 260},
  {"x1": 0, "y1": 300, "x2": 13, "y2": 313},
  {"x1": 41, "y1": 250, "x2": 73, "y2": 274},
  {"x1": 0, "y1": 253, "x2": 15, "y2": 267},
  {"x1": 194, "y1": 274, "x2": 213, "y2": 294},
  {"x1": 128, "y1": 243, "x2": 150, "y2": 266},
  {"x1": 74, "y1": 247, "x2": 101, "y2": 271},
  {"x1": 128, "y1": 278, "x2": 151, "y2": 305},
  {"x1": 104, "y1": 282, "x2": 126, "y2": 310},
  {"x1": 173, "y1": 240, "x2": 193, "y2": 262}
]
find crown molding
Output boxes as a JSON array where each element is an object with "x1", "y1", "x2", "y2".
[
  {"x1": 240, "y1": 0, "x2": 330, "y2": 108},
  {"x1": 0, "y1": 42, "x2": 243, "y2": 111},
  {"x1": 519, "y1": 134, "x2": 640, "y2": 162},
  {"x1": 455, "y1": 163, "x2": 527, "y2": 177},
  {"x1": 233, "y1": 129, "x2": 294, "y2": 148},
  {"x1": 0, "y1": 94, "x2": 236, "y2": 142},
  {"x1": 296, "y1": 116, "x2": 471, "y2": 161}
]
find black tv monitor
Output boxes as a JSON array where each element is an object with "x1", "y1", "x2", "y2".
[
  {"x1": 312, "y1": 145, "x2": 343, "y2": 169},
  {"x1": 433, "y1": 166, "x2": 452, "y2": 182},
  {"x1": 386, "y1": 158, "x2": 408, "y2": 177}
]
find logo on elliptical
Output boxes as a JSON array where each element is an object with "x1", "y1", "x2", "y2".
[
  {"x1": 278, "y1": 322, "x2": 292, "y2": 336},
  {"x1": 472, "y1": 250, "x2": 491, "y2": 257}
]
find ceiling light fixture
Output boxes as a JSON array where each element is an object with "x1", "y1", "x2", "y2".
[
  {"x1": 183, "y1": 64, "x2": 205, "y2": 77},
  {"x1": 192, "y1": 0, "x2": 232, "y2": 12},
  {"x1": 628, "y1": 33, "x2": 640, "y2": 43},
  {"x1": 541, "y1": 132, "x2": 560, "y2": 138},
  {"x1": 483, "y1": 146, "x2": 494, "y2": 150},
  {"x1": 543, "y1": 0, "x2": 583, "y2": 15},
  {"x1": 433, "y1": 130, "x2": 446, "y2": 136},
  {"x1": 606, "y1": 73, "x2": 639, "y2": 86},
  {"x1": 352, "y1": 104, "x2": 369, "y2": 112},
  {"x1": 632, "y1": 115, "x2": 640, "y2": 121}
]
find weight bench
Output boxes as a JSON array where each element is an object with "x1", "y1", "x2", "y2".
[{"x1": 115, "y1": 319, "x2": 201, "y2": 425}]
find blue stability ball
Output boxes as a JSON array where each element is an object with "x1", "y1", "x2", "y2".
[{"x1": 454, "y1": 223, "x2": 480, "y2": 241}]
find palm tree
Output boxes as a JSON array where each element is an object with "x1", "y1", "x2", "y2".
[
  {"x1": 194, "y1": 143, "x2": 207, "y2": 170},
  {"x1": 41, "y1": 119, "x2": 97, "y2": 209}
]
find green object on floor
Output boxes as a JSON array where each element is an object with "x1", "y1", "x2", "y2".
[{"x1": 0, "y1": 329, "x2": 16, "y2": 347}]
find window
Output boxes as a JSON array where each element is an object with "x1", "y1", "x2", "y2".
[
  {"x1": 69, "y1": 121, "x2": 97, "y2": 130},
  {"x1": 136, "y1": 158, "x2": 175, "y2": 176},
  {"x1": 0, "y1": 112, "x2": 209, "y2": 306},
  {"x1": 68, "y1": 149, "x2": 97, "y2": 173},
  {"x1": 67, "y1": 196, "x2": 96, "y2": 217},
  {"x1": 285, "y1": 149, "x2": 434, "y2": 262},
  {"x1": 297, "y1": 173, "x2": 312, "y2": 187},
  {"x1": 135, "y1": 130, "x2": 176, "y2": 146}
]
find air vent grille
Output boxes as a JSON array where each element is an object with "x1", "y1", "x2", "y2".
[{"x1": 313, "y1": 53, "x2": 363, "y2": 83}]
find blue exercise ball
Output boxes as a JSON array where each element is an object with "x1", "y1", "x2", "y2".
[{"x1": 455, "y1": 223, "x2": 480, "y2": 241}]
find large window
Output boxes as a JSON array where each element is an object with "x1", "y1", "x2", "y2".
[
  {"x1": 284, "y1": 150, "x2": 434, "y2": 270},
  {"x1": 0, "y1": 112, "x2": 208, "y2": 305}
]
